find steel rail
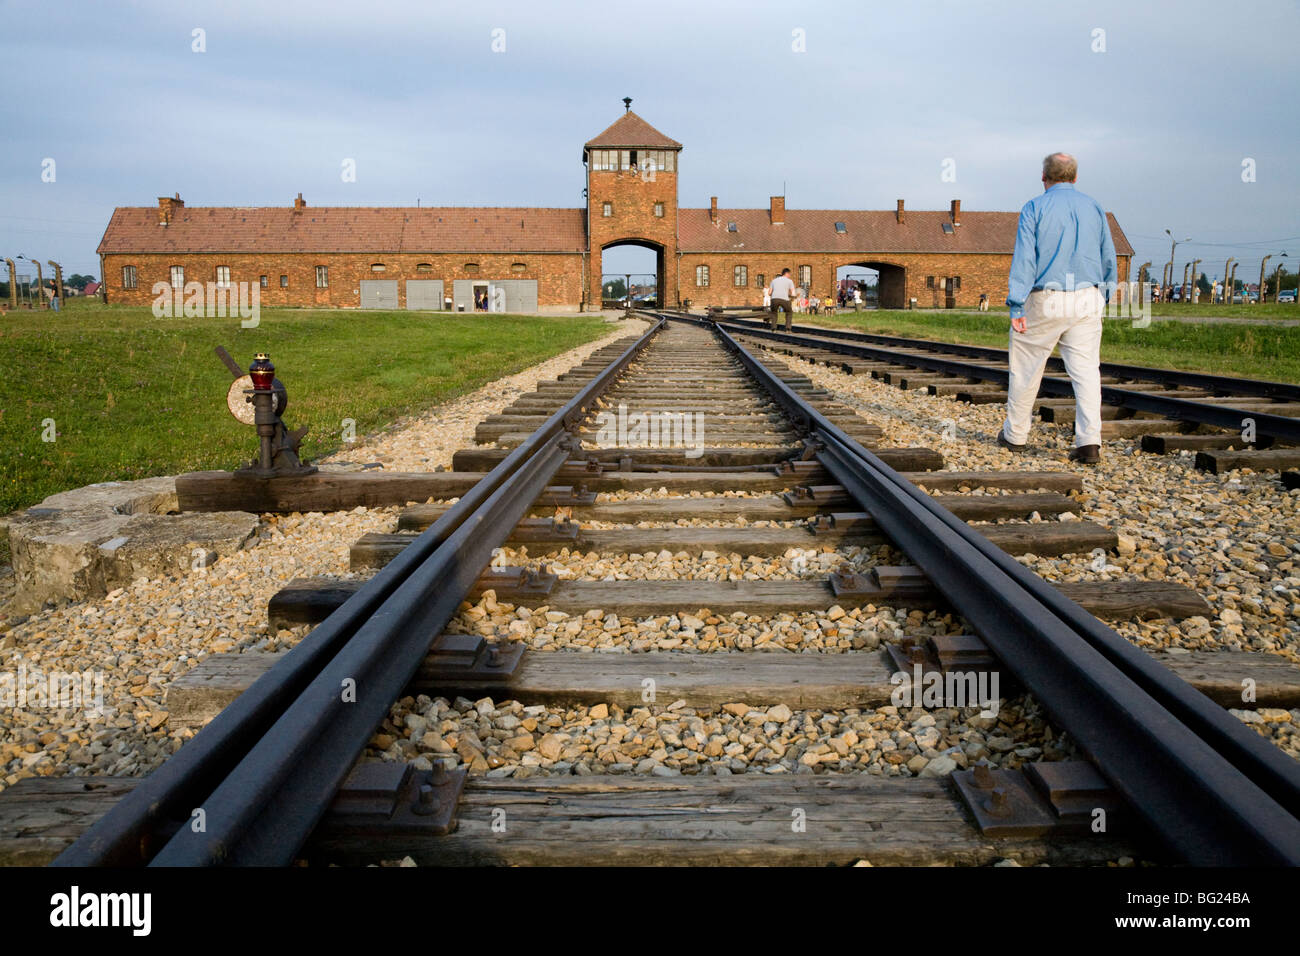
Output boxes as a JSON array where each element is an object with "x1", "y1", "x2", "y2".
[
  {"x1": 716, "y1": 319, "x2": 1300, "y2": 444},
  {"x1": 716, "y1": 314, "x2": 1300, "y2": 403},
  {"x1": 656, "y1": 311, "x2": 1300, "y2": 865},
  {"x1": 54, "y1": 317, "x2": 664, "y2": 867}
]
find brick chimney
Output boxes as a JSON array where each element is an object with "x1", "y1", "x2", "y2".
[
  {"x1": 293, "y1": 192, "x2": 306, "y2": 210},
  {"x1": 158, "y1": 192, "x2": 184, "y2": 226},
  {"x1": 710, "y1": 196, "x2": 718, "y2": 224},
  {"x1": 896, "y1": 199, "x2": 905, "y2": 224},
  {"x1": 950, "y1": 199, "x2": 961, "y2": 225},
  {"x1": 770, "y1": 196, "x2": 785, "y2": 225}
]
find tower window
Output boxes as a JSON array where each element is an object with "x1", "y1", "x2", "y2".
[
  {"x1": 602, "y1": 202, "x2": 612, "y2": 217},
  {"x1": 695, "y1": 265, "x2": 710, "y2": 287},
  {"x1": 654, "y1": 203, "x2": 664, "y2": 218}
]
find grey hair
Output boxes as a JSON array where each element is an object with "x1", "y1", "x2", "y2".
[{"x1": 1042, "y1": 152, "x2": 1078, "y2": 183}]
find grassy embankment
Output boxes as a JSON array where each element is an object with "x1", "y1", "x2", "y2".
[{"x1": 0, "y1": 299, "x2": 610, "y2": 516}]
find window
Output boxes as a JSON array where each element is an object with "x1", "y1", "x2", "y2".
[
  {"x1": 602, "y1": 202, "x2": 612, "y2": 217},
  {"x1": 121, "y1": 265, "x2": 137, "y2": 289},
  {"x1": 654, "y1": 203, "x2": 664, "y2": 218},
  {"x1": 590, "y1": 149, "x2": 617, "y2": 170},
  {"x1": 734, "y1": 265, "x2": 748, "y2": 287},
  {"x1": 941, "y1": 222, "x2": 955, "y2": 235},
  {"x1": 954, "y1": 276, "x2": 961, "y2": 290},
  {"x1": 315, "y1": 265, "x2": 329, "y2": 288},
  {"x1": 755, "y1": 273, "x2": 765, "y2": 290},
  {"x1": 464, "y1": 263, "x2": 479, "y2": 274},
  {"x1": 416, "y1": 263, "x2": 433, "y2": 272},
  {"x1": 259, "y1": 275, "x2": 268, "y2": 288},
  {"x1": 215, "y1": 265, "x2": 231, "y2": 287},
  {"x1": 834, "y1": 221, "x2": 847, "y2": 233},
  {"x1": 926, "y1": 276, "x2": 935, "y2": 289},
  {"x1": 280, "y1": 275, "x2": 289, "y2": 288},
  {"x1": 727, "y1": 222, "x2": 737, "y2": 232},
  {"x1": 798, "y1": 265, "x2": 812, "y2": 288},
  {"x1": 695, "y1": 265, "x2": 710, "y2": 287},
  {"x1": 511, "y1": 262, "x2": 527, "y2": 273},
  {"x1": 370, "y1": 263, "x2": 386, "y2": 272},
  {"x1": 641, "y1": 149, "x2": 675, "y2": 172},
  {"x1": 170, "y1": 265, "x2": 184, "y2": 290}
]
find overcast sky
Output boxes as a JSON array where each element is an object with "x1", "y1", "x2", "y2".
[{"x1": 2, "y1": 0, "x2": 1297, "y2": 283}]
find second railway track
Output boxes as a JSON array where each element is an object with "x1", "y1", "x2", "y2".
[{"x1": 21, "y1": 312, "x2": 1300, "y2": 868}]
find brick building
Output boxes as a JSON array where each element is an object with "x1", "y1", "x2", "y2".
[{"x1": 98, "y1": 108, "x2": 1133, "y2": 312}]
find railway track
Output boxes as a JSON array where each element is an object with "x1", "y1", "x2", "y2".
[
  {"x1": 713, "y1": 312, "x2": 1300, "y2": 472},
  {"x1": 25, "y1": 312, "x2": 1300, "y2": 867}
]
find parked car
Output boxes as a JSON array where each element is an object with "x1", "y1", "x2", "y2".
[{"x1": 1279, "y1": 290, "x2": 1297, "y2": 304}]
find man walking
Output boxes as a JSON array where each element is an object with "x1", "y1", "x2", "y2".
[
  {"x1": 769, "y1": 267, "x2": 795, "y2": 330},
  {"x1": 1000, "y1": 152, "x2": 1117, "y2": 464}
]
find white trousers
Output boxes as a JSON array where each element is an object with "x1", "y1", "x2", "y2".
[{"x1": 1001, "y1": 286, "x2": 1105, "y2": 448}]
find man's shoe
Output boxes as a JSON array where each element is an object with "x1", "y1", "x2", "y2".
[
  {"x1": 1069, "y1": 444, "x2": 1101, "y2": 464},
  {"x1": 996, "y1": 432, "x2": 1027, "y2": 452}
]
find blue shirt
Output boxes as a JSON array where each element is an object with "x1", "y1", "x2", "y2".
[{"x1": 1006, "y1": 182, "x2": 1118, "y2": 319}]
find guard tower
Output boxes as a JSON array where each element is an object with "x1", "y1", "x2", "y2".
[{"x1": 584, "y1": 99, "x2": 682, "y2": 308}]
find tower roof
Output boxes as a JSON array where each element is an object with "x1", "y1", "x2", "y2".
[{"x1": 585, "y1": 111, "x2": 682, "y2": 149}]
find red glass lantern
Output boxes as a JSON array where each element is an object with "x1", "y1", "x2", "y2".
[{"x1": 249, "y1": 353, "x2": 275, "y2": 390}]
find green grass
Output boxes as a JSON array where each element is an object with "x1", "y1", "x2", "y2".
[
  {"x1": 0, "y1": 300, "x2": 610, "y2": 514},
  {"x1": 803, "y1": 310, "x2": 1300, "y2": 384}
]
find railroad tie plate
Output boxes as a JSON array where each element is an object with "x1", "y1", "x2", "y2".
[
  {"x1": 474, "y1": 566, "x2": 558, "y2": 599},
  {"x1": 424, "y1": 632, "x2": 526, "y2": 681},
  {"x1": 509, "y1": 516, "x2": 581, "y2": 544},
  {"x1": 316, "y1": 761, "x2": 467, "y2": 839},
  {"x1": 780, "y1": 484, "x2": 853, "y2": 508},
  {"x1": 951, "y1": 762, "x2": 1122, "y2": 838}
]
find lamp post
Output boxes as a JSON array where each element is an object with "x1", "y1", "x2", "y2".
[
  {"x1": 47, "y1": 260, "x2": 64, "y2": 309},
  {"x1": 3, "y1": 258, "x2": 15, "y2": 310},
  {"x1": 1258, "y1": 255, "x2": 1272, "y2": 306},
  {"x1": 1165, "y1": 229, "x2": 1189, "y2": 302}
]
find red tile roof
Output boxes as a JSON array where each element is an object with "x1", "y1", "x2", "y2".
[
  {"x1": 585, "y1": 111, "x2": 682, "y2": 149},
  {"x1": 679, "y1": 207, "x2": 1133, "y2": 257},
  {"x1": 97, "y1": 206, "x2": 588, "y2": 255}
]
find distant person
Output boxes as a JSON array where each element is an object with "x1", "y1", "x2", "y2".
[
  {"x1": 762, "y1": 284, "x2": 772, "y2": 308},
  {"x1": 1001, "y1": 152, "x2": 1117, "y2": 465},
  {"x1": 852, "y1": 287, "x2": 863, "y2": 310},
  {"x1": 979, "y1": 292, "x2": 989, "y2": 311},
  {"x1": 769, "y1": 268, "x2": 795, "y2": 330}
]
